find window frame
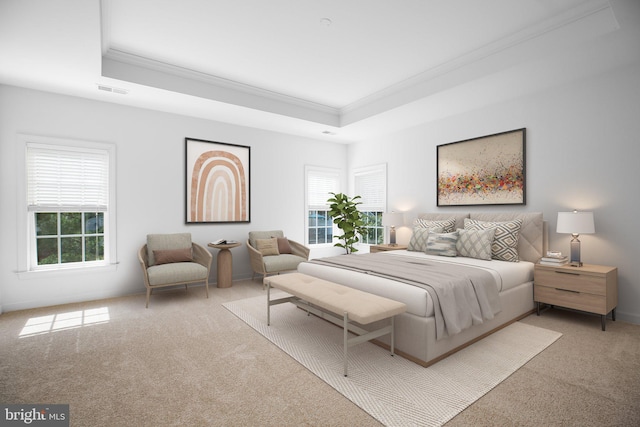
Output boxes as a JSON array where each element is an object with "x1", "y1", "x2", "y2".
[
  {"x1": 16, "y1": 134, "x2": 117, "y2": 277},
  {"x1": 304, "y1": 165, "x2": 341, "y2": 247},
  {"x1": 353, "y1": 164, "x2": 387, "y2": 246},
  {"x1": 30, "y1": 211, "x2": 107, "y2": 269}
]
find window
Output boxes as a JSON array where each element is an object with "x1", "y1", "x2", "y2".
[
  {"x1": 19, "y1": 135, "x2": 116, "y2": 273},
  {"x1": 353, "y1": 164, "x2": 387, "y2": 245},
  {"x1": 33, "y1": 212, "x2": 105, "y2": 265},
  {"x1": 305, "y1": 166, "x2": 340, "y2": 245}
]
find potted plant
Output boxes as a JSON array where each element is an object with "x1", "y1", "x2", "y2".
[{"x1": 327, "y1": 192, "x2": 366, "y2": 254}]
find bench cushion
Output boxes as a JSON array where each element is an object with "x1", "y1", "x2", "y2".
[{"x1": 265, "y1": 273, "x2": 406, "y2": 324}]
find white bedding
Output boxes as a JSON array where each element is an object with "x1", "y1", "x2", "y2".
[{"x1": 297, "y1": 250, "x2": 534, "y2": 319}]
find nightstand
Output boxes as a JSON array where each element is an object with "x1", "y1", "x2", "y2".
[
  {"x1": 534, "y1": 263, "x2": 617, "y2": 331},
  {"x1": 369, "y1": 244, "x2": 408, "y2": 253}
]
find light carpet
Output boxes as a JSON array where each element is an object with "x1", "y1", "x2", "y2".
[{"x1": 223, "y1": 294, "x2": 562, "y2": 427}]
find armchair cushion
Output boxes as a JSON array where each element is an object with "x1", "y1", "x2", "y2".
[
  {"x1": 147, "y1": 262, "x2": 209, "y2": 286},
  {"x1": 153, "y1": 247, "x2": 193, "y2": 265},
  {"x1": 247, "y1": 231, "x2": 311, "y2": 283},
  {"x1": 256, "y1": 238, "x2": 280, "y2": 256},
  {"x1": 147, "y1": 233, "x2": 192, "y2": 266},
  {"x1": 262, "y1": 254, "x2": 308, "y2": 274},
  {"x1": 249, "y1": 230, "x2": 284, "y2": 249}
]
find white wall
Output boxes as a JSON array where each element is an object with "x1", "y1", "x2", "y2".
[
  {"x1": 1, "y1": 39, "x2": 639, "y2": 324},
  {"x1": 0, "y1": 85, "x2": 347, "y2": 312},
  {"x1": 347, "y1": 61, "x2": 640, "y2": 324}
]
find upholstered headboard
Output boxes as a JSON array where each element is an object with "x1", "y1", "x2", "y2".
[{"x1": 417, "y1": 212, "x2": 545, "y2": 263}]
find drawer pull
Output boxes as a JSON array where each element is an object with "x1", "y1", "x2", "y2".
[
  {"x1": 555, "y1": 288, "x2": 579, "y2": 294},
  {"x1": 555, "y1": 271, "x2": 580, "y2": 276}
]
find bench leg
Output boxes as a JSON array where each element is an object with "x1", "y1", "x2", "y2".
[
  {"x1": 391, "y1": 316, "x2": 395, "y2": 357},
  {"x1": 267, "y1": 282, "x2": 271, "y2": 326},
  {"x1": 344, "y1": 312, "x2": 349, "y2": 377}
]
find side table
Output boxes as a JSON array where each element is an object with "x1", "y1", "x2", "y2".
[
  {"x1": 369, "y1": 244, "x2": 408, "y2": 253},
  {"x1": 534, "y1": 263, "x2": 618, "y2": 331},
  {"x1": 208, "y1": 242, "x2": 241, "y2": 288}
]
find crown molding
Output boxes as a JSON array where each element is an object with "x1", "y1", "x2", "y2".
[{"x1": 102, "y1": 48, "x2": 341, "y2": 126}]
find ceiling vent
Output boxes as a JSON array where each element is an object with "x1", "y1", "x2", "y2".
[{"x1": 97, "y1": 84, "x2": 128, "y2": 95}]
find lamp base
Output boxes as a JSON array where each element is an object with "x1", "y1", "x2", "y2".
[
  {"x1": 389, "y1": 227, "x2": 397, "y2": 246},
  {"x1": 569, "y1": 235, "x2": 582, "y2": 267}
]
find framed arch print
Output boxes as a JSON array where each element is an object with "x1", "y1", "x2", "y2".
[
  {"x1": 437, "y1": 128, "x2": 526, "y2": 206},
  {"x1": 185, "y1": 138, "x2": 250, "y2": 223}
]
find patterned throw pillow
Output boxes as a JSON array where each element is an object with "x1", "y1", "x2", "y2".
[
  {"x1": 456, "y1": 228, "x2": 495, "y2": 261},
  {"x1": 414, "y1": 218, "x2": 456, "y2": 233},
  {"x1": 408, "y1": 227, "x2": 445, "y2": 252},
  {"x1": 407, "y1": 228, "x2": 431, "y2": 252},
  {"x1": 463, "y1": 218, "x2": 523, "y2": 262},
  {"x1": 426, "y1": 231, "x2": 459, "y2": 257}
]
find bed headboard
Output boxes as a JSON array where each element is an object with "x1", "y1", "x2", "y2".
[{"x1": 417, "y1": 212, "x2": 545, "y2": 263}]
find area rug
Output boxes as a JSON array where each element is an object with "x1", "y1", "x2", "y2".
[{"x1": 223, "y1": 294, "x2": 562, "y2": 427}]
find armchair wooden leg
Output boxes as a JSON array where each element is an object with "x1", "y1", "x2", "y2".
[
  {"x1": 145, "y1": 288, "x2": 151, "y2": 308},
  {"x1": 205, "y1": 281, "x2": 209, "y2": 298}
]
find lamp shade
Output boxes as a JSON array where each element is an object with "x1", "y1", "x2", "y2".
[
  {"x1": 382, "y1": 212, "x2": 403, "y2": 227},
  {"x1": 556, "y1": 211, "x2": 595, "y2": 234}
]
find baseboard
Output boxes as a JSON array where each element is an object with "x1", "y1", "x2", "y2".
[{"x1": 611, "y1": 310, "x2": 640, "y2": 325}]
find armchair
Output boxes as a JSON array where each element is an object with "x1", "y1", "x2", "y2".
[
  {"x1": 247, "y1": 230, "x2": 310, "y2": 284},
  {"x1": 138, "y1": 233, "x2": 212, "y2": 308}
]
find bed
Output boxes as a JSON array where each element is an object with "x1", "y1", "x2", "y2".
[{"x1": 297, "y1": 212, "x2": 545, "y2": 367}]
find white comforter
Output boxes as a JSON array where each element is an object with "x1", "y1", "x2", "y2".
[{"x1": 297, "y1": 250, "x2": 534, "y2": 319}]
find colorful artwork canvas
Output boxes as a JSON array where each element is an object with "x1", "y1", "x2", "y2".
[
  {"x1": 437, "y1": 129, "x2": 526, "y2": 206},
  {"x1": 185, "y1": 138, "x2": 250, "y2": 223}
]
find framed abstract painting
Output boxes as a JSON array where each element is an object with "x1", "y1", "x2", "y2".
[
  {"x1": 185, "y1": 138, "x2": 250, "y2": 223},
  {"x1": 437, "y1": 128, "x2": 526, "y2": 206}
]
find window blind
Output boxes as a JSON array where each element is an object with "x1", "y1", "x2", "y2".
[
  {"x1": 27, "y1": 143, "x2": 109, "y2": 212},
  {"x1": 354, "y1": 165, "x2": 386, "y2": 211},
  {"x1": 307, "y1": 169, "x2": 339, "y2": 210}
]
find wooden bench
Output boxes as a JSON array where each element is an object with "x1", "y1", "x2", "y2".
[{"x1": 264, "y1": 273, "x2": 407, "y2": 376}]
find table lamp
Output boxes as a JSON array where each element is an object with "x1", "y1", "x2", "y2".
[
  {"x1": 382, "y1": 212, "x2": 403, "y2": 246},
  {"x1": 556, "y1": 210, "x2": 595, "y2": 267}
]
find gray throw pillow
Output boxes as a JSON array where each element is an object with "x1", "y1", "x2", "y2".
[
  {"x1": 456, "y1": 228, "x2": 495, "y2": 260},
  {"x1": 425, "y1": 231, "x2": 459, "y2": 257}
]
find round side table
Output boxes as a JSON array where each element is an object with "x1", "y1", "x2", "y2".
[{"x1": 207, "y1": 242, "x2": 241, "y2": 288}]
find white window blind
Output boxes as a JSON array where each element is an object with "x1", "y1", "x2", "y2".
[
  {"x1": 354, "y1": 164, "x2": 386, "y2": 211},
  {"x1": 27, "y1": 144, "x2": 109, "y2": 212},
  {"x1": 307, "y1": 168, "x2": 340, "y2": 210}
]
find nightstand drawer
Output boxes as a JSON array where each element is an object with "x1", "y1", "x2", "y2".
[
  {"x1": 370, "y1": 244, "x2": 408, "y2": 253},
  {"x1": 534, "y1": 268, "x2": 606, "y2": 295},
  {"x1": 534, "y1": 285, "x2": 607, "y2": 314}
]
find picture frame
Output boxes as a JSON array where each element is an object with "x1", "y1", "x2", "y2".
[
  {"x1": 185, "y1": 138, "x2": 250, "y2": 223},
  {"x1": 437, "y1": 128, "x2": 526, "y2": 206}
]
